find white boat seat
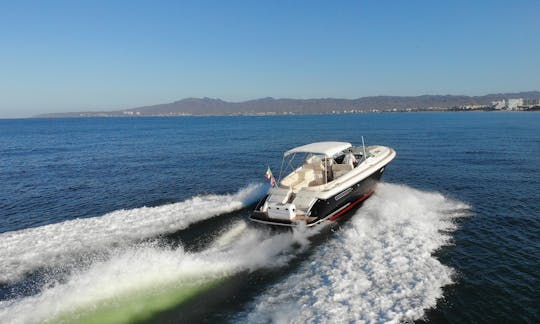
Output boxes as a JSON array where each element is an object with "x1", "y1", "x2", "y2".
[
  {"x1": 280, "y1": 169, "x2": 316, "y2": 191},
  {"x1": 305, "y1": 156, "x2": 324, "y2": 171},
  {"x1": 292, "y1": 169, "x2": 314, "y2": 190},
  {"x1": 309, "y1": 170, "x2": 325, "y2": 186}
]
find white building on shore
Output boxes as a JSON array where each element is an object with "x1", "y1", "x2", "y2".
[
  {"x1": 491, "y1": 98, "x2": 539, "y2": 110},
  {"x1": 506, "y1": 99, "x2": 523, "y2": 110},
  {"x1": 491, "y1": 100, "x2": 506, "y2": 110}
]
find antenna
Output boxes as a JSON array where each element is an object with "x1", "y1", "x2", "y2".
[{"x1": 361, "y1": 136, "x2": 367, "y2": 161}]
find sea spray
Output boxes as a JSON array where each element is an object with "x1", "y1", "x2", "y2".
[
  {"x1": 0, "y1": 220, "x2": 320, "y2": 324},
  {"x1": 239, "y1": 183, "x2": 470, "y2": 323},
  {"x1": 0, "y1": 183, "x2": 471, "y2": 323},
  {"x1": 0, "y1": 183, "x2": 268, "y2": 284}
]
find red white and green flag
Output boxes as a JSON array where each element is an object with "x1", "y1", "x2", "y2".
[{"x1": 265, "y1": 167, "x2": 276, "y2": 186}]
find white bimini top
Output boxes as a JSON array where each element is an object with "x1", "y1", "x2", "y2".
[{"x1": 284, "y1": 141, "x2": 352, "y2": 157}]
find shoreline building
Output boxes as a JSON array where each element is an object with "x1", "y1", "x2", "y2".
[
  {"x1": 523, "y1": 98, "x2": 540, "y2": 107},
  {"x1": 491, "y1": 98, "x2": 540, "y2": 110},
  {"x1": 506, "y1": 99, "x2": 523, "y2": 110},
  {"x1": 491, "y1": 100, "x2": 506, "y2": 110}
]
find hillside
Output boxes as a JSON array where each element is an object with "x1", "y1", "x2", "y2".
[{"x1": 36, "y1": 91, "x2": 540, "y2": 117}]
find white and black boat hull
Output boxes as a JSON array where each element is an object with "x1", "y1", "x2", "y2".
[{"x1": 250, "y1": 166, "x2": 386, "y2": 227}]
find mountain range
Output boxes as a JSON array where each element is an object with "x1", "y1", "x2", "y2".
[{"x1": 36, "y1": 91, "x2": 540, "y2": 117}]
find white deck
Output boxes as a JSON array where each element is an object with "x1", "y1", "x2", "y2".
[{"x1": 274, "y1": 145, "x2": 396, "y2": 207}]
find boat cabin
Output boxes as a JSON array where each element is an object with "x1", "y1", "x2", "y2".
[{"x1": 278, "y1": 141, "x2": 365, "y2": 191}]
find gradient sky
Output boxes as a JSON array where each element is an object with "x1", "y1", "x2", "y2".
[{"x1": 1, "y1": 0, "x2": 539, "y2": 118}]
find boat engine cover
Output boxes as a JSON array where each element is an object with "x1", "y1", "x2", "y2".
[{"x1": 267, "y1": 202, "x2": 296, "y2": 220}]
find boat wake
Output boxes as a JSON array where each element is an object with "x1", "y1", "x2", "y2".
[
  {"x1": 0, "y1": 183, "x2": 470, "y2": 323},
  {"x1": 238, "y1": 182, "x2": 470, "y2": 323},
  {"x1": 0, "y1": 183, "x2": 267, "y2": 284},
  {"x1": 0, "y1": 219, "x2": 318, "y2": 323}
]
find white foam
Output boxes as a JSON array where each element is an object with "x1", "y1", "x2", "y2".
[
  {"x1": 213, "y1": 220, "x2": 249, "y2": 248},
  {"x1": 0, "y1": 183, "x2": 470, "y2": 323},
  {"x1": 0, "y1": 183, "x2": 267, "y2": 283},
  {"x1": 0, "y1": 223, "x2": 318, "y2": 324},
  {"x1": 240, "y1": 183, "x2": 470, "y2": 323}
]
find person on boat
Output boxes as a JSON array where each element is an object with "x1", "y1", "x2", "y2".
[{"x1": 342, "y1": 152, "x2": 357, "y2": 167}]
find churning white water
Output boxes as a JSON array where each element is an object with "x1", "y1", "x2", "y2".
[
  {"x1": 0, "y1": 183, "x2": 267, "y2": 283},
  {"x1": 239, "y1": 183, "x2": 470, "y2": 323},
  {"x1": 0, "y1": 220, "x2": 318, "y2": 324},
  {"x1": 0, "y1": 183, "x2": 469, "y2": 323}
]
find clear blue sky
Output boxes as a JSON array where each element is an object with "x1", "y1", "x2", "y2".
[{"x1": 1, "y1": 0, "x2": 539, "y2": 117}]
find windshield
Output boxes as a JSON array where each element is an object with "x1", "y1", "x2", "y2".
[{"x1": 278, "y1": 152, "x2": 337, "y2": 186}]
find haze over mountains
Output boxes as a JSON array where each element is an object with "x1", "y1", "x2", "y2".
[{"x1": 36, "y1": 91, "x2": 540, "y2": 117}]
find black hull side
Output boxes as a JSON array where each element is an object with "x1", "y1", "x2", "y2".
[
  {"x1": 308, "y1": 166, "x2": 384, "y2": 224},
  {"x1": 250, "y1": 166, "x2": 386, "y2": 227}
]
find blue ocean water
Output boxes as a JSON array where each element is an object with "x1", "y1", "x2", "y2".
[{"x1": 0, "y1": 112, "x2": 538, "y2": 322}]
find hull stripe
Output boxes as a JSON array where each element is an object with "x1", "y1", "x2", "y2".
[{"x1": 328, "y1": 189, "x2": 375, "y2": 222}]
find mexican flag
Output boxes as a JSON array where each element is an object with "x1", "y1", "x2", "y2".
[{"x1": 265, "y1": 167, "x2": 276, "y2": 186}]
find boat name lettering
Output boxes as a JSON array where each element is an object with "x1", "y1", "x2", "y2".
[{"x1": 335, "y1": 187, "x2": 353, "y2": 201}]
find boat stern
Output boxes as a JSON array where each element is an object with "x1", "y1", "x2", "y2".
[{"x1": 250, "y1": 192, "x2": 316, "y2": 227}]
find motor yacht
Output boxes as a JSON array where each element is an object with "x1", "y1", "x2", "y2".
[{"x1": 250, "y1": 140, "x2": 396, "y2": 227}]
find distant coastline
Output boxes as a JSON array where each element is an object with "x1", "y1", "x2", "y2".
[{"x1": 35, "y1": 91, "x2": 540, "y2": 118}]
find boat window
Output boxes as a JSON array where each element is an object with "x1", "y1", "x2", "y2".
[{"x1": 334, "y1": 153, "x2": 346, "y2": 164}]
